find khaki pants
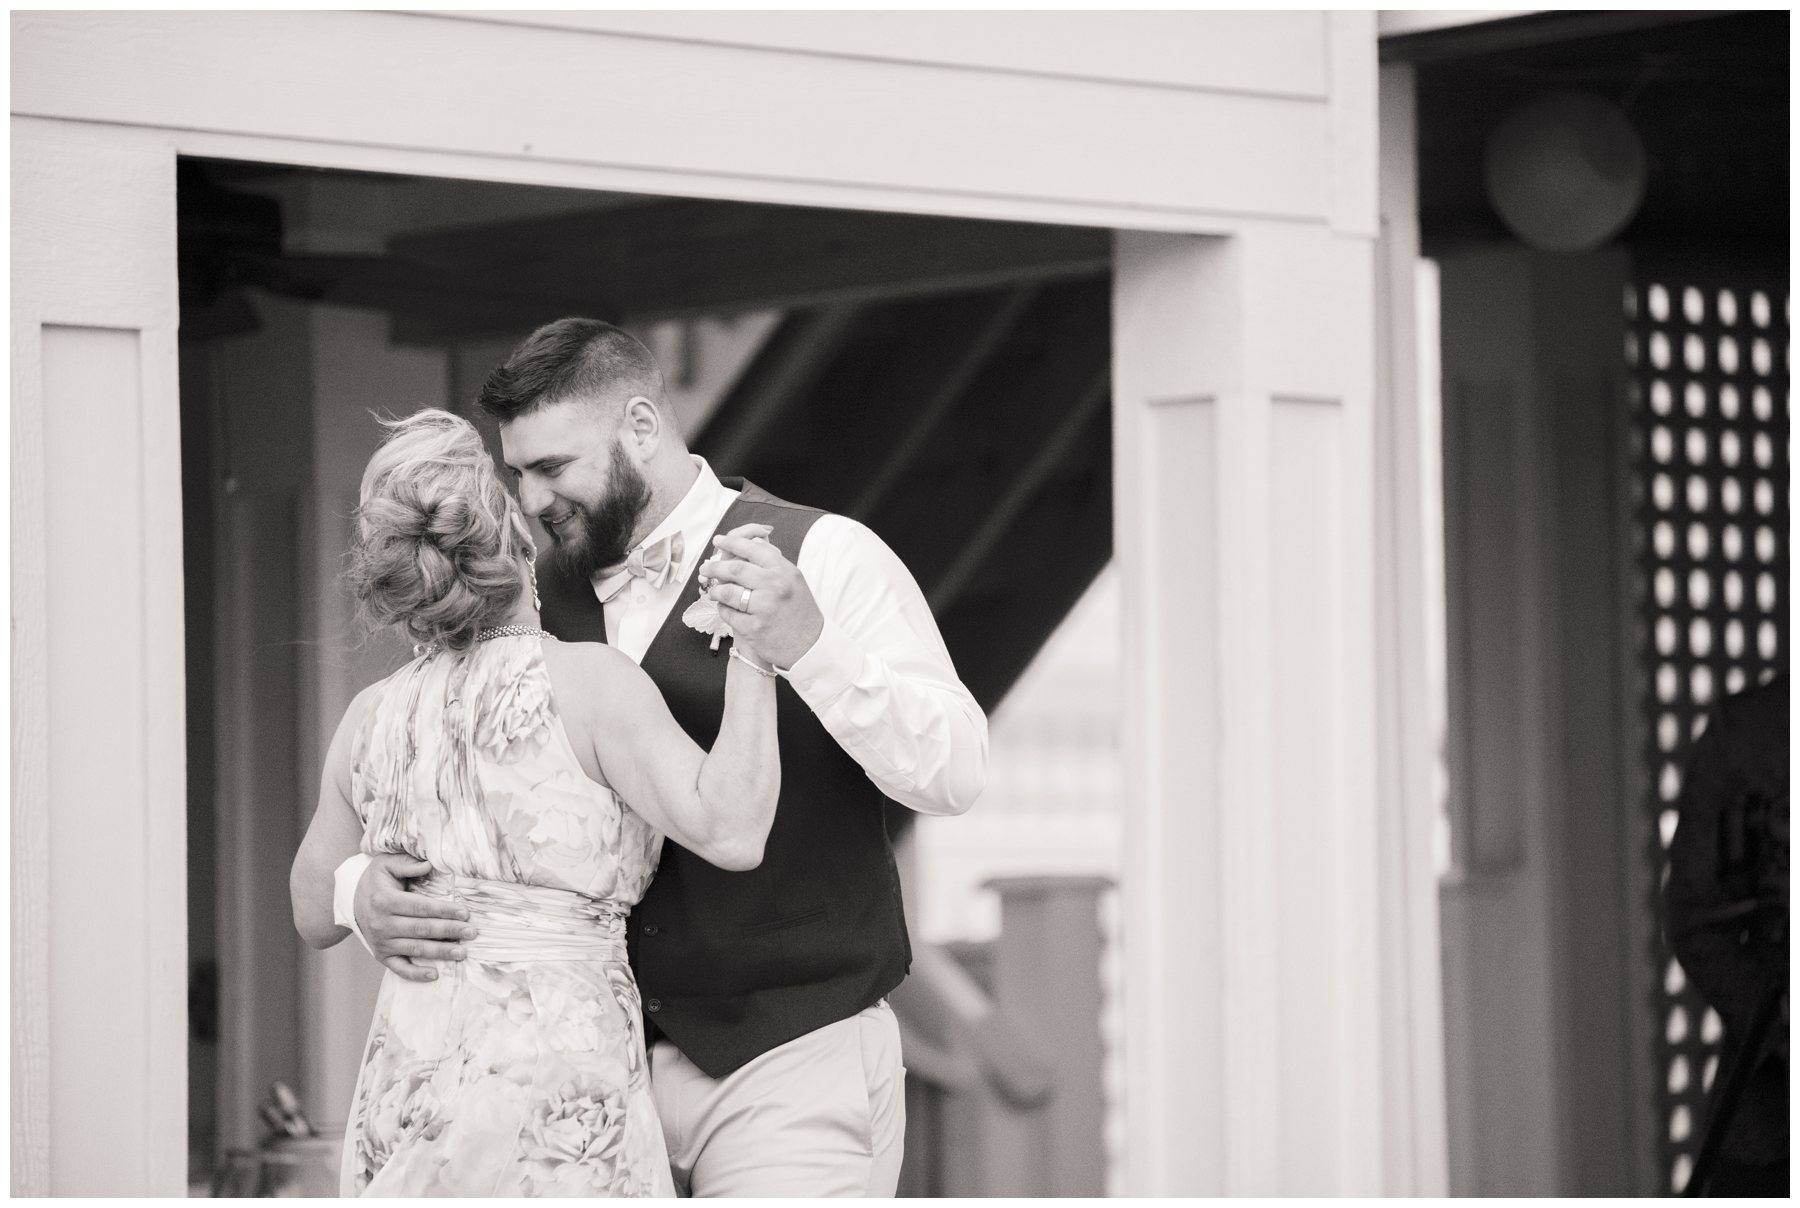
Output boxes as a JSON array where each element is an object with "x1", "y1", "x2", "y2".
[{"x1": 649, "y1": 1000, "x2": 906, "y2": 1197}]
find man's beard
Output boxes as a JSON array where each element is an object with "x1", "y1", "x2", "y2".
[{"x1": 548, "y1": 442, "x2": 653, "y2": 582}]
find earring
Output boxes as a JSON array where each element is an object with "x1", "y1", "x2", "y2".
[{"x1": 509, "y1": 508, "x2": 542, "y2": 610}]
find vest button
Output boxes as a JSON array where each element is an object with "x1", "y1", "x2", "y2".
[
  {"x1": 642, "y1": 924, "x2": 659, "y2": 937},
  {"x1": 646, "y1": 998, "x2": 662, "y2": 1013}
]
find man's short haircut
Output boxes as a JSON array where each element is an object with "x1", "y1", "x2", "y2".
[{"x1": 476, "y1": 318, "x2": 665, "y2": 424}]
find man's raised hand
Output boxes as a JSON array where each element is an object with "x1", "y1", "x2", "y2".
[
  {"x1": 701, "y1": 527, "x2": 823, "y2": 670},
  {"x1": 353, "y1": 853, "x2": 476, "y2": 983}
]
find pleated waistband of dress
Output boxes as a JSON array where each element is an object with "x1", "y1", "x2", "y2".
[{"x1": 414, "y1": 871, "x2": 629, "y2": 963}]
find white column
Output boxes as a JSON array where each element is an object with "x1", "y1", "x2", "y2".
[
  {"x1": 1114, "y1": 218, "x2": 1402, "y2": 1195},
  {"x1": 11, "y1": 118, "x2": 187, "y2": 1195},
  {"x1": 1372, "y1": 62, "x2": 1452, "y2": 1197}
]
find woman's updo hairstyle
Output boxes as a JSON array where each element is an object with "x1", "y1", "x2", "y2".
[{"x1": 345, "y1": 408, "x2": 532, "y2": 653}]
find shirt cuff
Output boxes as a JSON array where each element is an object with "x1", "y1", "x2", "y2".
[
  {"x1": 334, "y1": 851, "x2": 375, "y2": 956},
  {"x1": 780, "y1": 613, "x2": 861, "y2": 710}
]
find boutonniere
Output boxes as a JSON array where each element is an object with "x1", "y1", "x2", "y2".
[
  {"x1": 681, "y1": 528, "x2": 773, "y2": 652},
  {"x1": 682, "y1": 565, "x2": 731, "y2": 650}
]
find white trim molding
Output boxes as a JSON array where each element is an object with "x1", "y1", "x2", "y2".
[{"x1": 11, "y1": 120, "x2": 187, "y2": 1196}]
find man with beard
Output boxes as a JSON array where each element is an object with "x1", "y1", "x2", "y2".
[{"x1": 332, "y1": 318, "x2": 988, "y2": 1195}]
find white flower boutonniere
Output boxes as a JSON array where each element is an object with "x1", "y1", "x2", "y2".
[
  {"x1": 681, "y1": 565, "x2": 731, "y2": 650},
  {"x1": 682, "y1": 528, "x2": 775, "y2": 651}
]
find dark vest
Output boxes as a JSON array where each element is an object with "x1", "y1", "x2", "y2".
[{"x1": 537, "y1": 480, "x2": 912, "y2": 1077}]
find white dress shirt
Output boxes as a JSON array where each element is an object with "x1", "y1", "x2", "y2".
[
  {"x1": 335, "y1": 455, "x2": 986, "y2": 932},
  {"x1": 606, "y1": 455, "x2": 987, "y2": 816}
]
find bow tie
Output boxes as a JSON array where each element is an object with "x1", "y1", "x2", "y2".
[{"x1": 595, "y1": 532, "x2": 686, "y2": 604}]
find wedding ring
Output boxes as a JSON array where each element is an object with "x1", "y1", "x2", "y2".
[{"x1": 740, "y1": 586, "x2": 754, "y2": 611}]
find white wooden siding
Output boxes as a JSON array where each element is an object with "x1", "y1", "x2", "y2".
[
  {"x1": 443, "y1": 10, "x2": 1331, "y2": 97},
  {"x1": 12, "y1": 11, "x2": 1374, "y2": 236}
]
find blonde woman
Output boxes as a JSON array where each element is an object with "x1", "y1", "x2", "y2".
[{"x1": 290, "y1": 409, "x2": 780, "y2": 1196}]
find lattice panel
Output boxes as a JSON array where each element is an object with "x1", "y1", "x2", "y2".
[{"x1": 1625, "y1": 273, "x2": 1789, "y2": 1194}]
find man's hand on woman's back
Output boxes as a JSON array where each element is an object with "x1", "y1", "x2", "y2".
[{"x1": 355, "y1": 853, "x2": 477, "y2": 983}]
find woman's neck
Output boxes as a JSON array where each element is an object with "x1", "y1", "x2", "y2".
[{"x1": 500, "y1": 596, "x2": 543, "y2": 632}]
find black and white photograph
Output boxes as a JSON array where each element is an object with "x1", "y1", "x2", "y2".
[{"x1": 9, "y1": 7, "x2": 1789, "y2": 1199}]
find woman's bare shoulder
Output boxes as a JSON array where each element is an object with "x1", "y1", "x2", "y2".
[
  {"x1": 539, "y1": 638, "x2": 646, "y2": 709},
  {"x1": 540, "y1": 636, "x2": 636, "y2": 677},
  {"x1": 338, "y1": 677, "x2": 388, "y2": 735},
  {"x1": 323, "y1": 677, "x2": 389, "y2": 785}
]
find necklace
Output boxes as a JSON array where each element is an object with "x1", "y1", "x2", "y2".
[{"x1": 476, "y1": 625, "x2": 552, "y2": 641}]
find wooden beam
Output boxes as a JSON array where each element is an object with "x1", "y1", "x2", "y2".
[
  {"x1": 388, "y1": 198, "x2": 1111, "y2": 330},
  {"x1": 241, "y1": 251, "x2": 623, "y2": 328},
  {"x1": 849, "y1": 286, "x2": 1038, "y2": 523},
  {"x1": 865, "y1": 275, "x2": 1109, "y2": 590},
  {"x1": 929, "y1": 371, "x2": 1109, "y2": 613},
  {"x1": 694, "y1": 285, "x2": 1066, "y2": 519},
  {"x1": 934, "y1": 437, "x2": 1112, "y2": 710},
  {"x1": 693, "y1": 304, "x2": 866, "y2": 473},
  {"x1": 186, "y1": 187, "x2": 1111, "y2": 346}
]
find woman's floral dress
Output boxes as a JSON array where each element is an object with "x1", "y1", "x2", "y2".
[{"x1": 341, "y1": 635, "x2": 673, "y2": 1197}]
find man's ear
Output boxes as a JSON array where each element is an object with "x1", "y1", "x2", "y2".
[{"x1": 620, "y1": 395, "x2": 663, "y2": 455}]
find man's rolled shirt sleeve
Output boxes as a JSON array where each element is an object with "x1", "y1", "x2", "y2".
[
  {"x1": 333, "y1": 851, "x2": 376, "y2": 956},
  {"x1": 785, "y1": 515, "x2": 988, "y2": 816}
]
